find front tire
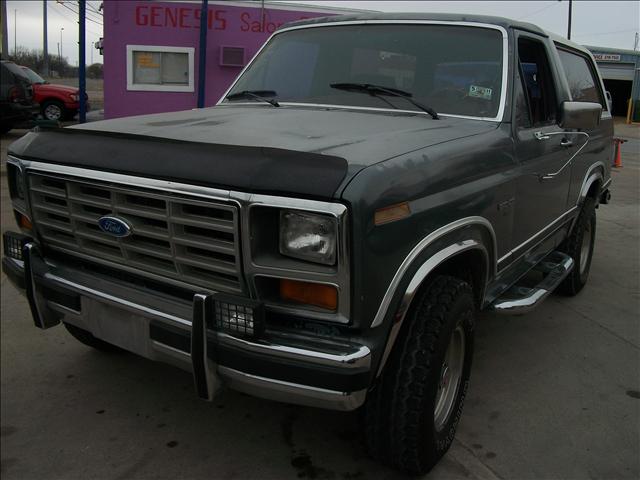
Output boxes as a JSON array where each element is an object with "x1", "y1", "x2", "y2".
[
  {"x1": 42, "y1": 100, "x2": 65, "y2": 121},
  {"x1": 558, "y1": 196, "x2": 596, "y2": 296},
  {"x1": 364, "y1": 275, "x2": 475, "y2": 474}
]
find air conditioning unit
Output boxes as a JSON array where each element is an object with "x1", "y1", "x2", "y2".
[{"x1": 219, "y1": 46, "x2": 245, "y2": 67}]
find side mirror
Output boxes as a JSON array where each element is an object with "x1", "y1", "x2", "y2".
[{"x1": 559, "y1": 101, "x2": 602, "y2": 130}]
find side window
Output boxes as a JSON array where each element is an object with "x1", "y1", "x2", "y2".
[
  {"x1": 517, "y1": 38, "x2": 558, "y2": 126},
  {"x1": 556, "y1": 48, "x2": 605, "y2": 107}
]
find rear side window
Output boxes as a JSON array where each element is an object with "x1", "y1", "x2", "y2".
[{"x1": 557, "y1": 49, "x2": 605, "y2": 107}]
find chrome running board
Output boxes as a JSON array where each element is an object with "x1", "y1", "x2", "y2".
[{"x1": 491, "y1": 251, "x2": 574, "y2": 315}]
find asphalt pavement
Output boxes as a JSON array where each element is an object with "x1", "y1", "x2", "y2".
[{"x1": 1, "y1": 122, "x2": 639, "y2": 480}]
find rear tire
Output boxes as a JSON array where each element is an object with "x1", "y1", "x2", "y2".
[
  {"x1": 64, "y1": 323, "x2": 122, "y2": 352},
  {"x1": 558, "y1": 196, "x2": 596, "y2": 296},
  {"x1": 364, "y1": 275, "x2": 475, "y2": 474}
]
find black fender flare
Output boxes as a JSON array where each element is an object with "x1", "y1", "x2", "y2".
[{"x1": 371, "y1": 216, "x2": 496, "y2": 377}]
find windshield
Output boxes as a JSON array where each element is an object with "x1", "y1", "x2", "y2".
[
  {"x1": 21, "y1": 67, "x2": 45, "y2": 83},
  {"x1": 225, "y1": 24, "x2": 505, "y2": 119}
]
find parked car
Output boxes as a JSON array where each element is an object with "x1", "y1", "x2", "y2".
[
  {"x1": 4, "y1": 13, "x2": 613, "y2": 475},
  {"x1": 20, "y1": 66, "x2": 89, "y2": 121},
  {"x1": 0, "y1": 60, "x2": 39, "y2": 133}
]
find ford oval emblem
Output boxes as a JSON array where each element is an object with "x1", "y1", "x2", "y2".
[{"x1": 97, "y1": 216, "x2": 132, "y2": 238}]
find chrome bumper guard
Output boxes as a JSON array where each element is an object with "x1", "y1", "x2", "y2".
[{"x1": 6, "y1": 243, "x2": 370, "y2": 411}]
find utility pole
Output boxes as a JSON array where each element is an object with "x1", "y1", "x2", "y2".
[
  {"x1": 14, "y1": 9, "x2": 17, "y2": 55},
  {"x1": 567, "y1": 0, "x2": 573, "y2": 40},
  {"x1": 43, "y1": 0, "x2": 49, "y2": 76},
  {"x1": 1, "y1": 0, "x2": 8, "y2": 58},
  {"x1": 634, "y1": 32, "x2": 639, "y2": 51},
  {"x1": 60, "y1": 26, "x2": 64, "y2": 60},
  {"x1": 196, "y1": 0, "x2": 208, "y2": 108},
  {"x1": 79, "y1": 0, "x2": 86, "y2": 123},
  {"x1": 91, "y1": 41, "x2": 94, "y2": 64}
]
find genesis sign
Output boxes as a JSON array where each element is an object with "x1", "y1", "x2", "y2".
[{"x1": 134, "y1": 5, "x2": 307, "y2": 33}]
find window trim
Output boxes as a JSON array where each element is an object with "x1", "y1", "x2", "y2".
[
  {"x1": 218, "y1": 20, "x2": 510, "y2": 122},
  {"x1": 554, "y1": 45, "x2": 606, "y2": 110},
  {"x1": 126, "y1": 45, "x2": 195, "y2": 92}
]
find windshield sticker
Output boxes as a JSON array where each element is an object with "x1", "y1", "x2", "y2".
[{"x1": 469, "y1": 85, "x2": 493, "y2": 100}]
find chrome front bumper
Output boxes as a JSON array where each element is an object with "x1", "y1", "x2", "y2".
[{"x1": 3, "y1": 242, "x2": 370, "y2": 411}]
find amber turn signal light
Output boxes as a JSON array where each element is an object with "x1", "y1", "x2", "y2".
[
  {"x1": 374, "y1": 202, "x2": 410, "y2": 226},
  {"x1": 18, "y1": 213, "x2": 33, "y2": 231},
  {"x1": 279, "y1": 279, "x2": 338, "y2": 311}
]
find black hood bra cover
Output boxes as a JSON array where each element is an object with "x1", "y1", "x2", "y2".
[{"x1": 8, "y1": 127, "x2": 349, "y2": 200}]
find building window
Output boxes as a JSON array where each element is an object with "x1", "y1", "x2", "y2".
[{"x1": 126, "y1": 45, "x2": 194, "y2": 92}]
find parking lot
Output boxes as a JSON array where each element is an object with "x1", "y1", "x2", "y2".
[{"x1": 1, "y1": 123, "x2": 639, "y2": 479}]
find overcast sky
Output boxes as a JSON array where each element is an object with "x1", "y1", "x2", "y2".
[
  {"x1": 5, "y1": 0, "x2": 639, "y2": 67},
  {"x1": 6, "y1": 0, "x2": 104, "y2": 65}
]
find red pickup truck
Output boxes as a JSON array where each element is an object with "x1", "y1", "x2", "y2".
[{"x1": 20, "y1": 66, "x2": 89, "y2": 121}]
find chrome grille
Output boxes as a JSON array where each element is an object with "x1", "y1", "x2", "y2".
[{"x1": 28, "y1": 173, "x2": 243, "y2": 293}]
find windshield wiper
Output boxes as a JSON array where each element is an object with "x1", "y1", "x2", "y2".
[
  {"x1": 225, "y1": 90, "x2": 280, "y2": 107},
  {"x1": 330, "y1": 83, "x2": 438, "y2": 119}
]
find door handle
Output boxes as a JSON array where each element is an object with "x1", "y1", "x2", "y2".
[
  {"x1": 534, "y1": 131, "x2": 550, "y2": 140},
  {"x1": 539, "y1": 131, "x2": 591, "y2": 180}
]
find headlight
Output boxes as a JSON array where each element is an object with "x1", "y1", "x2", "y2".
[
  {"x1": 70, "y1": 93, "x2": 79, "y2": 101},
  {"x1": 279, "y1": 210, "x2": 337, "y2": 265}
]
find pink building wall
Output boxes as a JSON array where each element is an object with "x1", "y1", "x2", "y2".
[{"x1": 103, "y1": 1, "x2": 340, "y2": 119}]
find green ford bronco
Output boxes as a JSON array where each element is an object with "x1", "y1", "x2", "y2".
[{"x1": 4, "y1": 13, "x2": 613, "y2": 474}]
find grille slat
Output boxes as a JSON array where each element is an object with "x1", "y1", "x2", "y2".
[
  {"x1": 122, "y1": 243, "x2": 173, "y2": 260},
  {"x1": 30, "y1": 185, "x2": 67, "y2": 198},
  {"x1": 124, "y1": 225, "x2": 170, "y2": 241},
  {"x1": 116, "y1": 204, "x2": 168, "y2": 221},
  {"x1": 174, "y1": 254, "x2": 237, "y2": 276},
  {"x1": 172, "y1": 236, "x2": 236, "y2": 255},
  {"x1": 75, "y1": 230, "x2": 120, "y2": 246},
  {"x1": 34, "y1": 217, "x2": 74, "y2": 233},
  {"x1": 29, "y1": 173, "x2": 243, "y2": 293},
  {"x1": 171, "y1": 215, "x2": 235, "y2": 232},
  {"x1": 32, "y1": 202, "x2": 70, "y2": 216},
  {"x1": 70, "y1": 212, "x2": 102, "y2": 223},
  {"x1": 68, "y1": 194, "x2": 112, "y2": 209}
]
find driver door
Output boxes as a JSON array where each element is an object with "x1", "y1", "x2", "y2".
[{"x1": 510, "y1": 34, "x2": 575, "y2": 259}]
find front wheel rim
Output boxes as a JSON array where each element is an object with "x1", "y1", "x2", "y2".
[
  {"x1": 434, "y1": 323, "x2": 466, "y2": 431},
  {"x1": 579, "y1": 220, "x2": 592, "y2": 274},
  {"x1": 44, "y1": 104, "x2": 62, "y2": 120}
]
